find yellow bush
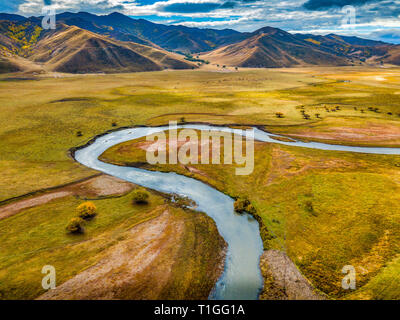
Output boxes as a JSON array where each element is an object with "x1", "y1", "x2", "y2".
[
  {"x1": 77, "y1": 202, "x2": 97, "y2": 219},
  {"x1": 66, "y1": 218, "x2": 85, "y2": 234}
]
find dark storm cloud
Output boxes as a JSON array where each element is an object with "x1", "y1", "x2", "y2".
[{"x1": 303, "y1": 0, "x2": 380, "y2": 10}]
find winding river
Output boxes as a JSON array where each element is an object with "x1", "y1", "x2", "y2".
[{"x1": 74, "y1": 124, "x2": 400, "y2": 300}]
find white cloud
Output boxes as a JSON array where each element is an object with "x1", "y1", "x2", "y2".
[{"x1": 15, "y1": 0, "x2": 400, "y2": 34}]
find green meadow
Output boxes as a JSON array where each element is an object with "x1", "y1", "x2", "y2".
[{"x1": 0, "y1": 66, "x2": 399, "y2": 299}]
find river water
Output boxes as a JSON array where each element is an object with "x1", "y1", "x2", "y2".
[{"x1": 74, "y1": 124, "x2": 400, "y2": 300}]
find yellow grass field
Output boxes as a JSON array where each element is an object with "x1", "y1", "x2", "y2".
[{"x1": 0, "y1": 66, "x2": 399, "y2": 300}]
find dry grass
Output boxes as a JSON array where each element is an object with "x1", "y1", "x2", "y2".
[{"x1": 100, "y1": 130, "x2": 400, "y2": 300}]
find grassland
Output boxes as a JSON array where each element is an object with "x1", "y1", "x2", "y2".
[
  {"x1": 0, "y1": 183, "x2": 225, "y2": 299},
  {"x1": 1, "y1": 67, "x2": 400, "y2": 201},
  {"x1": 0, "y1": 66, "x2": 399, "y2": 299},
  {"x1": 100, "y1": 132, "x2": 400, "y2": 299}
]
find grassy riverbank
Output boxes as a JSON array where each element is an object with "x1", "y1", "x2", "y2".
[
  {"x1": 0, "y1": 180, "x2": 225, "y2": 299},
  {"x1": 100, "y1": 132, "x2": 400, "y2": 299}
]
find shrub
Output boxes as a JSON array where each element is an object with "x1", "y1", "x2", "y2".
[
  {"x1": 66, "y1": 218, "x2": 85, "y2": 234},
  {"x1": 305, "y1": 200, "x2": 315, "y2": 215},
  {"x1": 77, "y1": 202, "x2": 97, "y2": 219},
  {"x1": 132, "y1": 190, "x2": 150, "y2": 204},
  {"x1": 76, "y1": 131, "x2": 83, "y2": 137},
  {"x1": 234, "y1": 198, "x2": 248, "y2": 212},
  {"x1": 234, "y1": 197, "x2": 256, "y2": 215}
]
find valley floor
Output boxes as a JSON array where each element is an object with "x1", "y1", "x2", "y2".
[{"x1": 0, "y1": 66, "x2": 399, "y2": 299}]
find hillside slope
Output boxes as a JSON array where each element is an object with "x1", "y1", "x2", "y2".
[
  {"x1": 200, "y1": 27, "x2": 351, "y2": 68},
  {"x1": 22, "y1": 24, "x2": 196, "y2": 73},
  {"x1": 54, "y1": 12, "x2": 246, "y2": 53}
]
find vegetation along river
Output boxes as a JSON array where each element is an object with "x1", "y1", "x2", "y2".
[{"x1": 74, "y1": 124, "x2": 400, "y2": 300}]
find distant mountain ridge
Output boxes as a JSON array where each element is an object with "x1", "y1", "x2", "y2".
[
  {"x1": 199, "y1": 27, "x2": 397, "y2": 68},
  {"x1": 52, "y1": 12, "x2": 246, "y2": 53},
  {"x1": 0, "y1": 18, "x2": 197, "y2": 74},
  {"x1": 1, "y1": 11, "x2": 400, "y2": 73},
  {"x1": 200, "y1": 27, "x2": 350, "y2": 68}
]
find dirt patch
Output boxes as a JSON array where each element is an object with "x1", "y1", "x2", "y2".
[
  {"x1": 288, "y1": 123, "x2": 400, "y2": 143},
  {"x1": 0, "y1": 191, "x2": 72, "y2": 220},
  {"x1": 266, "y1": 147, "x2": 356, "y2": 185},
  {"x1": 37, "y1": 210, "x2": 186, "y2": 300},
  {"x1": 269, "y1": 135, "x2": 297, "y2": 143},
  {"x1": 0, "y1": 175, "x2": 135, "y2": 220},
  {"x1": 182, "y1": 165, "x2": 209, "y2": 178},
  {"x1": 68, "y1": 174, "x2": 134, "y2": 198},
  {"x1": 259, "y1": 249, "x2": 325, "y2": 300}
]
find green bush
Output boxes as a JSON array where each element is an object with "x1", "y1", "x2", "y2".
[
  {"x1": 132, "y1": 190, "x2": 150, "y2": 204},
  {"x1": 66, "y1": 218, "x2": 85, "y2": 234},
  {"x1": 234, "y1": 197, "x2": 256, "y2": 215},
  {"x1": 77, "y1": 202, "x2": 97, "y2": 219}
]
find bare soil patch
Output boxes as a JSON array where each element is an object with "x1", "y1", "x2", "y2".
[
  {"x1": 38, "y1": 210, "x2": 184, "y2": 300},
  {"x1": 259, "y1": 250, "x2": 325, "y2": 300},
  {"x1": 0, "y1": 175, "x2": 134, "y2": 220},
  {"x1": 266, "y1": 147, "x2": 356, "y2": 185},
  {"x1": 288, "y1": 123, "x2": 400, "y2": 144}
]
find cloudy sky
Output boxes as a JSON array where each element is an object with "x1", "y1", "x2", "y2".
[{"x1": 1, "y1": 0, "x2": 400, "y2": 42}]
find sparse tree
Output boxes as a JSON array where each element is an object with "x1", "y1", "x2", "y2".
[
  {"x1": 133, "y1": 190, "x2": 150, "y2": 204},
  {"x1": 66, "y1": 218, "x2": 85, "y2": 234},
  {"x1": 77, "y1": 202, "x2": 97, "y2": 220}
]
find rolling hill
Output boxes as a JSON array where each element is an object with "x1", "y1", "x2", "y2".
[
  {"x1": 199, "y1": 27, "x2": 351, "y2": 68},
  {"x1": 29, "y1": 24, "x2": 196, "y2": 73},
  {"x1": 0, "y1": 20, "x2": 196, "y2": 74},
  {"x1": 1, "y1": 11, "x2": 400, "y2": 72},
  {"x1": 41, "y1": 12, "x2": 247, "y2": 54}
]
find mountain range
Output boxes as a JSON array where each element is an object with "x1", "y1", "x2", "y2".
[{"x1": 1, "y1": 11, "x2": 400, "y2": 74}]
